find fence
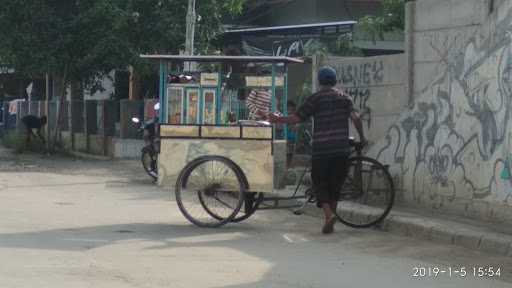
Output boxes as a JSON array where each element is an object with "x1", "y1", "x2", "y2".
[{"x1": 1, "y1": 99, "x2": 158, "y2": 158}]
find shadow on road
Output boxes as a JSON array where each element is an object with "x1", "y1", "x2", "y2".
[
  {"x1": 1, "y1": 220, "x2": 512, "y2": 286},
  {"x1": 0, "y1": 223, "x2": 253, "y2": 252}
]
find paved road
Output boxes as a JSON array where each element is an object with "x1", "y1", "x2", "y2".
[{"x1": 1, "y1": 148, "x2": 511, "y2": 288}]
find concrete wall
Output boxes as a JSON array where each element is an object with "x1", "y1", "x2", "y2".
[
  {"x1": 88, "y1": 134, "x2": 106, "y2": 156},
  {"x1": 61, "y1": 131, "x2": 72, "y2": 151},
  {"x1": 319, "y1": 54, "x2": 407, "y2": 143},
  {"x1": 370, "y1": 0, "x2": 512, "y2": 222},
  {"x1": 112, "y1": 138, "x2": 144, "y2": 159},
  {"x1": 58, "y1": 132, "x2": 141, "y2": 159},
  {"x1": 2, "y1": 99, "x2": 149, "y2": 159},
  {"x1": 73, "y1": 133, "x2": 87, "y2": 152}
]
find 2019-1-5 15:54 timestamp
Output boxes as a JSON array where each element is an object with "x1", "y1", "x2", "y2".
[{"x1": 412, "y1": 266, "x2": 502, "y2": 278}]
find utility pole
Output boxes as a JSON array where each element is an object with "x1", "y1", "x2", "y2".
[
  {"x1": 184, "y1": 0, "x2": 196, "y2": 71},
  {"x1": 45, "y1": 73, "x2": 50, "y2": 153}
]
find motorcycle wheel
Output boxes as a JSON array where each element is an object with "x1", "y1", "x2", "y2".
[{"x1": 141, "y1": 147, "x2": 158, "y2": 181}]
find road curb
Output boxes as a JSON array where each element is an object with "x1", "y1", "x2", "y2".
[
  {"x1": 68, "y1": 151, "x2": 111, "y2": 161},
  {"x1": 298, "y1": 201, "x2": 512, "y2": 257}
]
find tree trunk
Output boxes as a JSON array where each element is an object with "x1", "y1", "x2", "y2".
[
  {"x1": 71, "y1": 81, "x2": 83, "y2": 101},
  {"x1": 128, "y1": 66, "x2": 141, "y2": 100},
  {"x1": 52, "y1": 67, "x2": 68, "y2": 151}
]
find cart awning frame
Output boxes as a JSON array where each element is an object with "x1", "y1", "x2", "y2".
[{"x1": 140, "y1": 54, "x2": 304, "y2": 64}]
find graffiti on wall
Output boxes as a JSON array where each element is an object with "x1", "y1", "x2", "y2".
[
  {"x1": 373, "y1": 4, "x2": 512, "y2": 210},
  {"x1": 328, "y1": 59, "x2": 386, "y2": 129},
  {"x1": 273, "y1": 39, "x2": 306, "y2": 57},
  {"x1": 337, "y1": 60, "x2": 385, "y2": 87}
]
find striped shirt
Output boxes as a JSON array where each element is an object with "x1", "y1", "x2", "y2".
[
  {"x1": 297, "y1": 88, "x2": 355, "y2": 158},
  {"x1": 246, "y1": 89, "x2": 271, "y2": 120}
]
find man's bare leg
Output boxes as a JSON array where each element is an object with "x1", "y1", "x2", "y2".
[
  {"x1": 322, "y1": 203, "x2": 334, "y2": 219},
  {"x1": 330, "y1": 200, "x2": 338, "y2": 214},
  {"x1": 321, "y1": 203, "x2": 336, "y2": 234}
]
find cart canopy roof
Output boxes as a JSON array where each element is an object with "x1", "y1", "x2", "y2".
[{"x1": 140, "y1": 54, "x2": 304, "y2": 64}]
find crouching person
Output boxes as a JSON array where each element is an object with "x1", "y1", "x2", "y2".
[{"x1": 21, "y1": 115, "x2": 47, "y2": 145}]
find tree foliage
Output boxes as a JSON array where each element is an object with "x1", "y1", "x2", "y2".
[
  {"x1": 0, "y1": 0, "x2": 246, "y2": 88},
  {"x1": 358, "y1": 0, "x2": 407, "y2": 42},
  {"x1": 0, "y1": 0, "x2": 130, "y2": 88}
]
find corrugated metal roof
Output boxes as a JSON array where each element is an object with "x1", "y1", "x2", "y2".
[{"x1": 225, "y1": 20, "x2": 357, "y2": 34}]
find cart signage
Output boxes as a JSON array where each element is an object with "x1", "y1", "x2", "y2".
[
  {"x1": 245, "y1": 76, "x2": 284, "y2": 87},
  {"x1": 200, "y1": 73, "x2": 219, "y2": 86}
]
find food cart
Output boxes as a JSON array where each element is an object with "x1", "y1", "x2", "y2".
[{"x1": 140, "y1": 54, "x2": 395, "y2": 228}]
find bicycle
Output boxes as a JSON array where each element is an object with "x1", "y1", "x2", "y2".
[{"x1": 291, "y1": 130, "x2": 395, "y2": 228}]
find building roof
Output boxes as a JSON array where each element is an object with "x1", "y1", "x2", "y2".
[
  {"x1": 225, "y1": 20, "x2": 356, "y2": 35},
  {"x1": 140, "y1": 55, "x2": 304, "y2": 64}
]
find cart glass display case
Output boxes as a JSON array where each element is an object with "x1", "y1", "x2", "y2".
[
  {"x1": 140, "y1": 55, "x2": 303, "y2": 192},
  {"x1": 185, "y1": 88, "x2": 200, "y2": 124},
  {"x1": 167, "y1": 87, "x2": 183, "y2": 124},
  {"x1": 202, "y1": 89, "x2": 216, "y2": 124}
]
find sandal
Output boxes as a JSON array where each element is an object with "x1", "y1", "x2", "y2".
[{"x1": 322, "y1": 216, "x2": 337, "y2": 234}]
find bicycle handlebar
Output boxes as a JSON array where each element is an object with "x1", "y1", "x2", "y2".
[{"x1": 349, "y1": 138, "x2": 367, "y2": 152}]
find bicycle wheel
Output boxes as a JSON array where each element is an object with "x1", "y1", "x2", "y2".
[
  {"x1": 335, "y1": 156, "x2": 395, "y2": 228},
  {"x1": 199, "y1": 192, "x2": 263, "y2": 222},
  {"x1": 141, "y1": 147, "x2": 157, "y2": 180},
  {"x1": 175, "y1": 155, "x2": 245, "y2": 228}
]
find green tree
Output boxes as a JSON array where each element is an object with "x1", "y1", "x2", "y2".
[
  {"x1": 0, "y1": 0, "x2": 245, "y2": 87},
  {"x1": 121, "y1": 0, "x2": 245, "y2": 73},
  {"x1": 0, "y1": 0, "x2": 245, "y2": 145},
  {"x1": 0, "y1": 0, "x2": 133, "y2": 93},
  {"x1": 358, "y1": 0, "x2": 407, "y2": 42}
]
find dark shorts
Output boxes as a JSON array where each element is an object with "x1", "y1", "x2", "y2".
[
  {"x1": 311, "y1": 155, "x2": 350, "y2": 208},
  {"x1": 22, "y1": 115, "x2": 42, "y2": 130}
]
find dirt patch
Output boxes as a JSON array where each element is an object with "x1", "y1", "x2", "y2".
[{"x1": 0, "y1": 145, "x2": 150, "y2": 183}]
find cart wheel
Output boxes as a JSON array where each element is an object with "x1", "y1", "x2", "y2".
[
  {"x1": 335, "y1": 156, "x2": 395, "y2": 228},
  {"x1": 175, "y1": 155, "x2": 245, "y2": 228},
  {"x1": 199, "y1": 192, "x2": 263, "y2": 222}
]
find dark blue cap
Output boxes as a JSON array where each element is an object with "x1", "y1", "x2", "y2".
[{"x1": 318, "y1": 66, "x2": 337, "y2": 86}]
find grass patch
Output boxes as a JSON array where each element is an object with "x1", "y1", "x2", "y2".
[
  {"x1": 2, "y1": 130, "x2": 46, "y2": 154},
  {"x1": 2, "y1": 131, "x2": 25, "y2": 153}
]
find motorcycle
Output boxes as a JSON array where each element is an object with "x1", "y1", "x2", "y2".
[{"x1": 132, "y1": 103, "x2": 160, "y2": 181}]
